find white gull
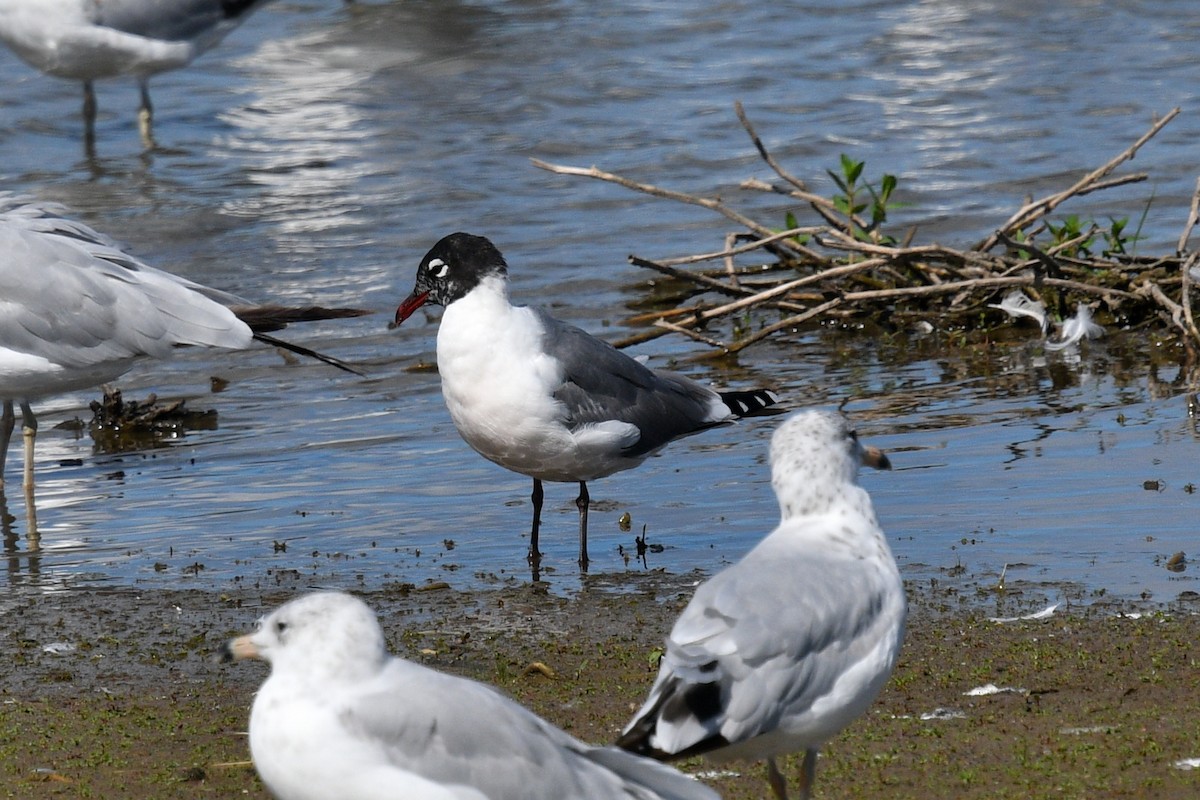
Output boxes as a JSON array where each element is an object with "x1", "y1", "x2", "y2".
[
  {"x1": 0, "y1": 197, "x2": 365, "y2": 498},
  {"x1": 0, "y1": 0, "x2": 279, "y2": 147},
  {"x1": 617, "y1": 410, "x2": 905, "y2": 800},
  {"x1": 389, "y1": 232, "x2": 780, "y2": 570},
  {"x1": 222, "y1": 591, "x2": 723, "y2": 800}
]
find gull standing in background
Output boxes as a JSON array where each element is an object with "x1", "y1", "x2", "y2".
[
  {"x1": 0, "y1": 0, "x2": 278, "y2": 149},
  {"x1": 0, "y1": 198, "x2": 366, "y2": 519},
  {"x1": 223, "y1": 591, "x2": 723, "y2": 800},
  {"x1": 391, "y1": 232, "x2": 780, "y2": 571},
  {"x1": 618, "y1": 410, "x2": 904, "y2": 800}
]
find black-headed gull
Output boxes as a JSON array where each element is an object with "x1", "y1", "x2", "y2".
[
  {"x1": 617, "y1": 410, "x2": 904, "y2": 800},
  {"x1": 391, "y1": 232, "x2": 780, "y2": 570},
  {"x1": 0, "y1": 0, "x2": 278, "y2": 147},
  {"x1": 222, "y1": 591, "x2": 723, "y2": 800},
  {"x1": 0, "y1": 198, "x2": 366, "y2": 497}
]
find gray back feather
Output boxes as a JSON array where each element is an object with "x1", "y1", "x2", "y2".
[{"x1": 538, "y1": 310, "x2": 726, "y2": 456}]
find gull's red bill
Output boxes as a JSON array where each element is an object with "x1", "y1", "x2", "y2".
[{"x1": 389, "y1": 290, "x2": 430, "y2": 329}]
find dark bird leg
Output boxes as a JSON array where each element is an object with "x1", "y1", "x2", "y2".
[
  {"x1": 797, "y1": 747, "x2": 817, "y2": 800},
  {"x1": 529, "y1": 478, "x2": 544, "y2": 563},
  {"x1": 766, "y1": 756, "x2": 789, "y2": 800},
  {"x1": 0, "y1": 401, "x2": 14, "y2": 489},
  {"x1": 575, "y1": 481, "x2": 589, "y2": 570},
  {"x1": 82, "y1": 81, "x2": 97, "y2": 154}
]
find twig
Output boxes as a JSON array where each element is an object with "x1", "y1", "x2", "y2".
[
  {"x1": 734, "y1": 101, "x2": 862, "y2": 235},
  {"x1": 532, "y1": 158, "x2": 830, "y2": 264},
  {"x1": 996, "y1": 232, "x2": 1063, "y2": 281},
  {"x1": 1177, "y1": 176, "x2": 1200, "y2": 254},
  {"x1": 978, "y1": 108, "x2": 1180, "y2": 252},
  {"x1": 629, "y1": 256, "x2": 760, "y2": 299},
  {"x1": 654, "y1": 319, "x2": 730, "y2": 350},
  {"x1": 724, "y1": 298, "x2": 845, "y2": 354},
  {"x1": 1182, "y1": 252, "x2": 1200, "y2": 346},
  {"x1": 723, "y1": 232, "x2": 739, "y2": 286},
  {"x1": 656, "y1": 227, "x2": 823, "y2": 266}
]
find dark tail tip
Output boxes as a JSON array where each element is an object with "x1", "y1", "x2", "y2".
[
  {"x1": 252, "y1": 332, "x2": 366, "y2": 376},
  {"x1": 718, "y1": 388, "x2": 782, "y2": 418}
]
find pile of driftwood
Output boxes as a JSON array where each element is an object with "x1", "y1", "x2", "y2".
[{"x1": 534, "y1": 105, "x2": 1200, "y2": 362}]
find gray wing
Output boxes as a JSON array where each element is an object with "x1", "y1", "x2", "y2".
[
  {"x1": 340, "y1": 658, "x2": 719, "y2": 800},
  {"x1": 622, "y1": 519, "x2": 905, "y2": 756},
  {"x1": 90, "y1": 0, "x2": 272, "y2": 46},
  {"x1": 0, "y1": 202, "x2": 251, "y2": 371},
  {"x1": 536, "y1": 309, "x2": 729, "y2": 457}
]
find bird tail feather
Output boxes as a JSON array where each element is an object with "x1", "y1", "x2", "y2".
[{"x1": 718, "y1": 389, "x2": 782, "y2": 418}]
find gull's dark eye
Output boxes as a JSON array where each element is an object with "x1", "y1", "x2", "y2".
[
  {"x1": 848, "y1": 430, "x2": 859, "y2": 442},
  {"x1": 275, "y1": 620, "x2": 288, "y2": 635}
]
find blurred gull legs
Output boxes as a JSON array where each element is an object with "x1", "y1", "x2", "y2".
[
  {"x1": 618, "y1": 410, "x2": 904, "y2": 800},
  {"x1": 222, "y1": 591, "x2": 722, "y2": 800},
  {"x1": 0, "y1": 0, "x2": 279, "y2": 148}
]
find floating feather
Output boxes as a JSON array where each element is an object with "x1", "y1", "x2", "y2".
[
  {"x1": 1045, "y1": 303, "x2": 1104, "y2": 351},
  {"x1": 988, "y1": 290, "x2": 1048, "y2": 333}
]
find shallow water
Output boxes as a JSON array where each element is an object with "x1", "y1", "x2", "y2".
[{"x1": 1, "y1": 0, "x2": 1198, "y2": 603}]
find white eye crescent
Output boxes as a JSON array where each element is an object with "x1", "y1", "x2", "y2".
[{"x1": 428, "y1": 258, "x2": 450, "y2": 279}]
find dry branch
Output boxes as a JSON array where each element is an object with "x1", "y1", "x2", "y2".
[{"x1": 535, "y1": 105, "x2": 1199, "y2": 357}]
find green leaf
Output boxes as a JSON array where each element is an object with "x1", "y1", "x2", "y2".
[
  {"x1": 840, "y1": 153, "x2": 864, "y2": 184},
  {"x1": 880, "y1": 173, "x2": 897, "y2": 203},
  {"x1": 826, "y1": 169, "x2": 849, "y2": 194}
]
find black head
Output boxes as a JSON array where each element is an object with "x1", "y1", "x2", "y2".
[{"x1": 391, "y1": 232, "x2": 508, "y2": 327}]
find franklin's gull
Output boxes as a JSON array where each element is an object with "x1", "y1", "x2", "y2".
[
  {"x1": 390, "y1": 232, "x2": 780, "y2": 570},
  {"x1": 617, "y1": 410, "x2": 904, "y2": 800},
  {"x1": 222, "y1": 591, "x2": 723, "y2": 800}
]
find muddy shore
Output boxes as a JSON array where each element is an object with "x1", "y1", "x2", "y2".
[{"x1": 1, "y1": 571, "x2": 1197, "y2": 799}]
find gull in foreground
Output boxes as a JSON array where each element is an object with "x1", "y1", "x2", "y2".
[
  {"x1": 0, "y1": 0, "x2": 278, "y2": 148},
  {"x1": 0, "y1": 198, "x2": 366, "y2": 498},
  {"x1": 222, "y1": 591, "x2": 723, "y2": 800},
  {"x1": 617, "y1": 410, "x2": 905, "y2": 800},
  {"x1": 391, "y1": 232, "x2": 780, "y2": 570}
]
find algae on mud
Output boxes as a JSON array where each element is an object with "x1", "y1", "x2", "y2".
[{"x1": 0, "y1": 576, "x2": 1197, "y2": 799}]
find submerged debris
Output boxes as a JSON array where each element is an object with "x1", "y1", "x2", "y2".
[{"x1": 89, "y1": 388, "x2": 218, "y2": 453}]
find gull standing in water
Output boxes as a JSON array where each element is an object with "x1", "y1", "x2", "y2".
[
  {"x1": 390, "y1": 232, "x2": 780, "y2": 571},
  {"x1": 0, "y1": 0, "x2": 279, "y2": 148},
  {"x1": 0, "y1": 198, "x2": 366, "y2": 517},
  {"x1": 222, "y1": 591, "x2": 723, "y2": 800},
  {"x1": 618, "y1": 410, "x2": 904, "y2": 800}
]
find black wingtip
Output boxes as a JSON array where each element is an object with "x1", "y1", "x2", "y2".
[
  {"x1": 616, "y1": 721, "x2": 731, "y2": 763},
  {"x1": 718, "y1": 388, "x2": 783, "y2": 418},
  {"x1": 252, "y1": 332, "x2": 366, "y2": 376}
]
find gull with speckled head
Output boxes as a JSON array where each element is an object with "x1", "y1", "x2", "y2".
[
  {"x1": 0, "y1": 0, "x2": 279, "y2": 147},
  {"x1": 390, "y1": 232, "x2": 780, "y2": 570},
  {"x1": 617, "y1": 410, "x2": 904, "y2": 800},
  {"x1": 222, "y1": 591, "x2": 723, "y2": 800}
]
